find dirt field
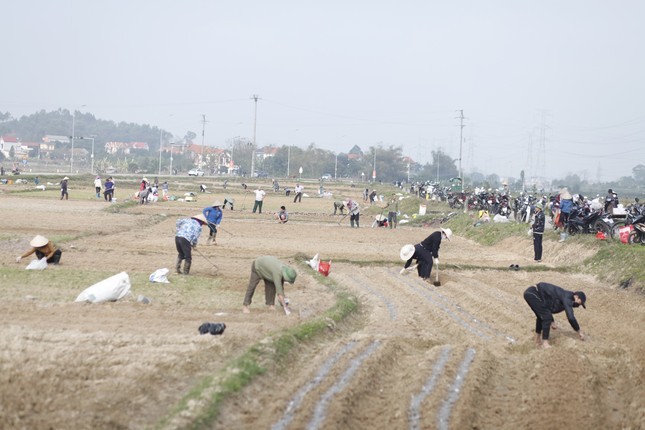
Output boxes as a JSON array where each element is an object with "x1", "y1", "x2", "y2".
[{"x1": 0, "y1": 179, "x2": 643, "y2": 430}]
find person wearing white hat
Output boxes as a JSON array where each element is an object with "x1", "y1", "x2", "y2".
[
  {"x1": 203, "y1": 200, "x2": 223, "y2": 245},
  {"x1": 16, "y1": 235, "x2": 62, "y2": 264},
  {"x1": 174, "y1": 214, "x2": 207, "y2": 275},
  {"x1": 399, "y1": 229, "x2": 452, "y2": 283},
  {"x1": 60, "y1": 177, "x2": 69, "y2": 200}
]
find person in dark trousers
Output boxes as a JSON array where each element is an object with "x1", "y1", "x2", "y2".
[
  {"x1": 60, "y1": 177, "x2": 69, "y2": 200},
  {"x1": 345, "y1": 199, "x2": 360, "y2": 228},
  {"x1": 400, "y1": 228, "x2": 452, "y2": 282},
  {"x1": 523, "y1": 282, "x2": 587, "y2": 349},
  {"x1": 203, "y1": 200, "x2": 223, "y2": 245},
  {"x1": 174, "y1": 214, "x2": 207, "y2": 275},
  {"x1": 103, "y1": 177, "x2": 115, "y2": 201},
  {"x1": 386, "y1": 194, "x2": 399, "y2": 229},
  {"x1": 293, "y1": 184, "x2": 303, "y2": 203},
  {"x1": 532, "y1": 202, "x2": 545, "y2": 262},
  {"x1": 16, "y1": 235, "x2": 63, "y2": 264}
]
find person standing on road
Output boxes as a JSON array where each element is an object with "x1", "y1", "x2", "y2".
[
  {"x1": 16, "y1": 235, "x2": 63, "y2": 264},
  {"x1": 532, "y1": 202, "x2": 545, "y2": 262},
  {"x1": 243, "y1": 256, "x2": 297, "y2": 315},
  {"x1": 345, "y1": 199, "x2": 360, "y2": 228},
  {"x1": 253, "y1": 186, "x2": 266, "y2": 213},
  {"x1": 60, "y1": 177, "x2": 69, "y2": 200},
  {"x1": 203, "y1": 200, "x2": 223, "y2": 245},
  {"x1": 94, "y1": 176, "x2": 102, "y2": 199},
  {"x1": 174, "y1": 214, "x2": 207, "y2": 275},
  {"x1": 400, "y1": 228, "x2": 452, "y2": 282},
  {"x1": 293, "y1": 183, "x2": 303, "y2": 203},
  {"x1": 523, "y1": 282, "x2": 586, "y2": 349}
]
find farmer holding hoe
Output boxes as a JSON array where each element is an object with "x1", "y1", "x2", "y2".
[
  {"x1": 174, "y1": 214, "x2": 208, "y2": 275},
  {"x1": 400, "y1": 228, "x2": 452, "y2": 284},
  {"x1": 203, "y1": 199, "x2": 223, "y2": 245},
  {"x1": 243, "y1": 256, "x2": 297, "y2": 316}
]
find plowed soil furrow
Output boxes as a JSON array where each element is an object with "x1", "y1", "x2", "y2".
[{"x1": 1, "y1": 193, "x2": 643, "y2": 430}]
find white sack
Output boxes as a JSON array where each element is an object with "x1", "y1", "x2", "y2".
[
  {"x1": 493, "y1": 214, "x2": 511, "y2": 223},
  {"x1": 149, "y1": 268, "x2": 170, "y2": 283},
  {"x1": 307, "y1": 253, "x2": 320, "y2": 271},
  {"x1": 75, "y1": 272, "x2": 131, "y2": 303},
  {"x1": 26, "y1": 257, "x2": 48, "y2": 270}
]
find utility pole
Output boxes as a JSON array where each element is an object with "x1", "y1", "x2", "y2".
[
  {"x1": 457, "y1": 110, "x2": 466, "y2": 191},
  {"x1": 200, "y1": 114, "x2": 207, "y2": 171},
  {"x1": 158, "y1": 129, "x2": 163, "y2": 177},
  {"x1": 251, "y1": 95, "x2": 260, "y2": 177},
  {"x1": 457, "y1": 109, "x2": 466, "y2": 212}
]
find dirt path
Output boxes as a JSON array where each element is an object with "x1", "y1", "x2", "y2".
[{"x1": 0, "y1": 188, "x2": 643, "y2": 429}]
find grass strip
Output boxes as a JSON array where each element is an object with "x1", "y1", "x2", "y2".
[{"x1": 154, "y1": 259, "x2": 359, "y2": 430}]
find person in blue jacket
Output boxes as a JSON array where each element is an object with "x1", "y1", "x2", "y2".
[{"x1": 203, "y1": 200, "x2": 223, "y2": 245}]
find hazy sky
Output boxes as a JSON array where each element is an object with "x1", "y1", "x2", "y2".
[{"x1": 2, "y1": 1, "x2": 644, "y2": 182}]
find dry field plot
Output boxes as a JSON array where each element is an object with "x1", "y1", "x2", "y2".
[{"x1": 0, "y1": 180, "x2": 643, "y2": 429}]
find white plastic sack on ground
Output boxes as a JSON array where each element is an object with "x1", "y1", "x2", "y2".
[
  {"x1": 149, "y1": 268, "x2": 170, "y2": 283},
  {"x1": 75, "y1": 272, "x2": 131, "y2": 303},
  {"x1": 26, "y1": 257, "x2": 48, "y2": 270},
  {"x1": 307, "y1": 253, "x2": 320, "y2": 271},
  {"x1": 493, "y1": 214, "x2": 510, "y2": 223}
]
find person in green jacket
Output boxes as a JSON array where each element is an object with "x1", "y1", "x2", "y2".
[{"x1": 242, "y1": 256, "x2": 297, "y2": 315}]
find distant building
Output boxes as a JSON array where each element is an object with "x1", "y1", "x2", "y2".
[
  {"x1": 104, "y1": 141, "x2": 150, "y2": 154},
  {"x1": 0, "y1": 135, "x2": 20, "y2": 158},
  {"x1": 42, "y1": 135, "x2": 71, "y2": 144}
]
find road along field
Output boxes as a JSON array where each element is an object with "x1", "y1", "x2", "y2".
[{"x1": 0, "y1": 179, "x2": 643, "y2": 429}]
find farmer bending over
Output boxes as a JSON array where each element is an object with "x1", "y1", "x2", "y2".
[{"x1": 243, "y1": 256, "x2": 297, "y2": 315}]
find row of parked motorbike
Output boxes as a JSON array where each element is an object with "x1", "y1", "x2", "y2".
[{"x1": 555, "y1": 200, "x2": 644, "y2": 244}]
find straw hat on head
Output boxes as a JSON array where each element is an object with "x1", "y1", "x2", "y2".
[
  {"x1": 142, "y1": 177, "x2": 148, "y2": 182},
  {"x1": 191, "y1": 214, "x2": 208, "y2": 224},
  {"x1": 30, "y1": 235, "x2": 49, "y2": 247},
  {"x1": 441, "y1": 228, "x2": 453, "y2": 241},
  {"x1": 63, "y1": 177, "x2": 69, "y2": 180},
  {"x1": 211, "y1": 199, "x2": 223, "y2": 207},
  {"x1": 400, "y1": 244, "x2": 415, "y2": 261}
]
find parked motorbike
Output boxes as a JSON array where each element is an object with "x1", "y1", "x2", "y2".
[
  {"x1": 627, "y1": 214, "x2": 645, "y2": 245},
  {"x1": 610, "y1": 203, "x2": 645, "y2": 239},
  {"x1": 565, "y1": 208, "x2": 611, "y2": 236}
]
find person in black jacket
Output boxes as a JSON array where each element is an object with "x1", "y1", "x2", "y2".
[
  {"x1": 523, "y1": 282, "x2": 586, "y2": 349},
  {"x1": 400, "y1": 228, "x2": 452, "y2": 282},
  {"x1": 532, "y1": 202, "x2": 545, "y2": 262}
]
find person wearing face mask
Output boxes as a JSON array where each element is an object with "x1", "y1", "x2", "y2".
[{"x1": 523, "y1": 282, "x2": 587, "y2": 349}]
